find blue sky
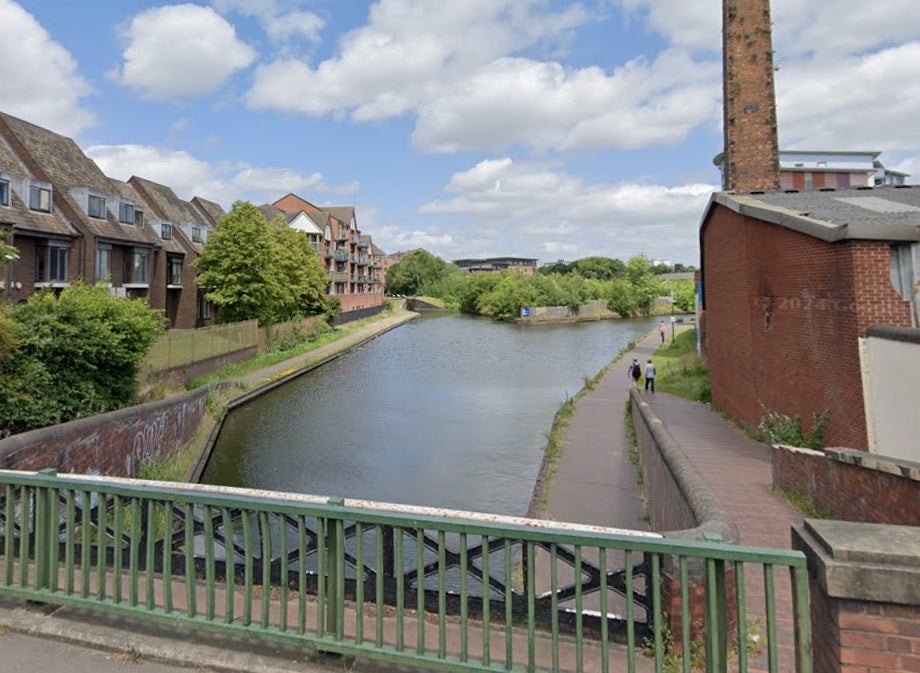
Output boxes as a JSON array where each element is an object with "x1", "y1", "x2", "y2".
[{"x1": 3, "y1": 1, "x2": 919, "y2": 265}]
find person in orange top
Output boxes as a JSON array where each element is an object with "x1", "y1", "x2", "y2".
[{"x1": 658, "y1": 319, "x2": 666, "y2": 343}]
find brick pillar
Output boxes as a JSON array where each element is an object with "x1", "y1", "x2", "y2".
[
  {"x1": 722, "y1": 0, "x2": 780, "y2": 192},
  {"x1": 792, "y1": 520, "x2": 920, "y2": 673}
]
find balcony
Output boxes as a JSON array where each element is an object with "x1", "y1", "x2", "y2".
[
  {"x1": 357, "y1": 256, "x2": 369, "y2": 266},
  {"x1": 334, "y1": 250, "x2": 348, "y2": 262},
  {"x1": 324, "y1": 249, "x2": 334, "y2": 259},
  {"x1": 335, "y1": 230, "x2": 348, "y2": 241},
  {"x1": 333, "y1": 272, "x2": 349, "y2": 283},
  {"x1": 357, "y1": 238, "x2": 370, "y2": 249}
]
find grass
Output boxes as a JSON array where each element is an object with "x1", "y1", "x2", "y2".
[
  {"x1": 138, "y1": 410, "x2": 218, "y2": 482},
  {"x1": 651, "y1": 327, "x2": 711, "y2": 403},
  {"x1": 413, "y1": 295, "x2": 447, "y2": 308},
  {"x1": 186, "y1": 310, "x2": 400, "y2": 389},
  {"x1": 772, "y1": 485, "x2": 826, "y2": 518}
]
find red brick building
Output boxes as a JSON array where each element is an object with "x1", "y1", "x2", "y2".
[{"x1": 699, "y1": 187, "x2": 919, "y2": 448}]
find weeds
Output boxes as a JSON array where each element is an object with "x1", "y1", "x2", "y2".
[
  {"x1": 773, "y1": 485, "x2": 826, "y2": 518},
  {"x1": 756, "y1": 403, "x2": 827, "y2": 449}
]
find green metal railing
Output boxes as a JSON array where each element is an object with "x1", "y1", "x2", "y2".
[{"x1": 0, "y1": 469, "x2": 811, "y2": 673}]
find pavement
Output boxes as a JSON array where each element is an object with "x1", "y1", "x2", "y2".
[{"x1": 0, "y1": 318, "x2": 807, "y2": 672}]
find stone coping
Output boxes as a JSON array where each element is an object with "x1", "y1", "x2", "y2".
[
  {"x1": 774, "y1": 443, "x2": 920, "y2": 482},
  {"x1": 792, "y1": 519, "x2": 920, "y2": 605},
  {"x1": 630, "y1": 389, "x2": 738, "y2": 545}
]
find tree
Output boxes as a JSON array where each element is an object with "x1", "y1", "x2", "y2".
[
  {"x1": 385, "y1": 250, "x2": 452, "y2": 296},
  {"x1": 607, "y1": 278, "x2": 637, "y2": 317},
  {"x1": 572, "y1": 256, "x2": 626, "y2": 280},
  {"x1": 194, "y1": 201, "x2": 331, "y2": 325},
  {"x1": 0, "y1": 283, "x2": 166, "y2": 435}
]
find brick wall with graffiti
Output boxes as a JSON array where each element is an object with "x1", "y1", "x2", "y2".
[{"x1": 0, "y1": 388, "x2": 208, "y2": 477}]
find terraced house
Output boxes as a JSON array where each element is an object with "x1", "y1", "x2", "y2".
[
  {"x1": 129, "y1": 176, "x2": 220, "y2": 328},
  {"x1": 0, "y1": 111, "x2": 224, "y2": 329}
]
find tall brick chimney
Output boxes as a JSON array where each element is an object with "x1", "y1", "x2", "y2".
[{"x1": 721, "y1": 0, "x2": 780, "y2": 192}]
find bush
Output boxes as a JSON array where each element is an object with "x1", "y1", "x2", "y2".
[{"x1": 0, "y1": 283, "x2": 166, "y2": 436}]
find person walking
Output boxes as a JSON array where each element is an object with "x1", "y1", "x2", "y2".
[
  {"x1": 658, "y1": 319, "x2": 666, "y2": 343},
  {"x1": 628, "y1": 358, "x2": 641, "y2": 388},
  {"x1": 644, "y1": 359, "x2": 656, "y2": 392}
]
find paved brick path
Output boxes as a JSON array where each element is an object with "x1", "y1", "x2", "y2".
[{"x1": 546, "y1": 327, "x2": 806, "y2": 672}]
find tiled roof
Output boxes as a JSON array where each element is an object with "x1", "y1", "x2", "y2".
[
  {"x1": 1, "y1": 191, "x2": 76, "y2": 238},
  {"x1": 111, "y1": 179, "x2": 185, "y2": 255},
  {"x1": 190, "y1": 196, "x2": 224, "y2": 226},
  {"x1": 325, "y1": 206, "x2": 355, "y2": 229},
  {"x1": 709, "y1": 186, "x2": 920, "y2": 243},
  {"x1": 258, "y1": 204, "x2": 288, "y2": 223},
  {"x1": 370, "y1": 242, "x2": 386, "y2": 256},
  {"x1": 0, "y1": 112, "x2": 159, "y2": 246}
]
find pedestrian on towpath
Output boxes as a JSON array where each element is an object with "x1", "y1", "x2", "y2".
[
  {"x1": 658, "y1": 319, "x2": 666, "y2": 343},
  {"x1": 628, "y1": 358, "x2": 641, "y2": 388},
  {"x1": 644, "y1": 359, "x2": 656, "y2": 393}
]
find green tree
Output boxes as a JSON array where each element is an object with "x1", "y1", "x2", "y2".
[
  {"x1": 195, "y1": 201, "x2": 331, "y2": 325},
  {"x1": 0, "y1": 231, "x2": 18, "y2": 265},
  {"x1": 385, "y1": 250, "x2": 452, "y2": 296},
  {"x1": 0, "y1": 283, "x2": 165, "y2": 435},
  {"x1": 625, "y1": 254, "x2": 662, "y2": 315},
  {"x1": 455, "y1": 271, "x2": 501, "y2": 314},
  {"x1": 607, "y1": 278, "x2": 637, "y2": 317},
  {"x1": 572, "y1": 256, "x2": 626, "y2": 280}
]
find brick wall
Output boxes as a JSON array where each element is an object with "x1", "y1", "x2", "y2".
[
  {"x1": 773, "y1": 445, "x2": 920, "y2": 525},
  {"x1": 337, "y1": 292, "x2": 385, "y2": 313},
  {"x1": 0, "y1": 388, "x2": 207, "y2": 477},
  {"x1": 702, "y1": 204, "x2": 912, "y2": 449}
]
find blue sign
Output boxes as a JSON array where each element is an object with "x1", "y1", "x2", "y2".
[{"x1": 521, "y1": 307, "x2": 531, "y2": 317}]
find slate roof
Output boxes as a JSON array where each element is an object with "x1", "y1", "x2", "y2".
[
  {"x1": 706, "y1": 186, "x2": 920, "y2": 243},
  {"x1": 258, "y1": 204, "x2": 289, "y2": 223},
  {"x1": 0, "y1": 112, "x2": 159, "y2": 246},
  {"x1": 370, "y1": 242, "x2": 386, "y2": 256}
]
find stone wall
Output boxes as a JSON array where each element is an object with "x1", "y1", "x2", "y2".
[
  {"x1": 773, "y1": 444, "x2": 920, "y2": 526},
  {"x1": 0, "y1": 388, "x2": 208, "y2": 477}
]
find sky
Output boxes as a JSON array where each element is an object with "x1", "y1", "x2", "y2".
[{"x1": 2, "y1": 1, "x2": 919, "y2": 266}]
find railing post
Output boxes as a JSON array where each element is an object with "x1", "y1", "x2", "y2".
[
  {"x1": 382, "y1": 526, "x2": 395, "y2": 578},
  {"x1": 325, "y1": 497, "x2": 345, "y2": 641},
  {"x1": 703, "y1": 532, "x2": 727, "y2": 673},
  {"x1": 34, "y1": 468, "x2": 59, "y2": 592}
]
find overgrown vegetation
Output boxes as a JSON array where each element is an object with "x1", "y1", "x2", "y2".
[
  {"x1": 772, "y1": 485, "x2": 826, "y2": 518},
  {"x1": 0, "y1": 282, "x2": 166, "y2": 436},
  {"x1": 643, "y1": 619, "x2": 763, "y2": 673},
  {"x1": 756, "y1": 403, "x2": 827, "y2": 449},
  {"x1": 651, "y1": 327, "x2": 711, "y2": 403},
  {"x1": 386, "y1": 252, "x2": 696, "y2": 320}
]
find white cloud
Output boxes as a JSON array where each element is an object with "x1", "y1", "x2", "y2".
[
  {"x1": 265, "y1": 11, "x2": 325, "y2": 44},
  {"x1": 85, "y1": 143, "x2": 350, "y2": 208},
  {"x1": 114, "y1": 4, "x2": 257, "y2": 101},
  {"x1": 247, "y1": 0, "x2": 589, "y2": 123},
  {"x1": 419, "y1": 158, "x2": 714, "y2": 263},
  {"x1": 0, "y1": 0, "x2": 94, "y2": 135},
  {"x1": 413, "y1": 51, "x2": 720, "y2": 153}
]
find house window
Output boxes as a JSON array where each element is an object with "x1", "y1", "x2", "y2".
[
  {"x1": 804, "y1": 172, "x2": 813, "y2": 190},
  {"x1": 191, "y1": 227, "x2": 202, "y2": 243},
  {"x1": 36, "y1": 243, "x2": 68, "y2": 282},
  {"x1": 29, "y1": 185, "x2": 51, "y2": 212},
  {"x1": 125, "y1": 249, "x2": 149, "y2": 284},
  {"x1": 0, "y1": 179, "x2": 8, "y2": 206},
  {"x1": 135, "y1": 210, "x2": 144, "y2": 227},
  {"x1": 88, "y1": 194, "x2": 106, "y2": 219},
  {"x1": 94, "y1": 245, "x2": 111, "y2": 283},
  {"x1": 118, "y1": 202, "x2": 136, "y2": 224},
  {"x1": 167, "y1": 256, "x2": 182, "y2": 285},
  {"x1": 161, "y1": 222, "x2": 172, "y2": 240},
  {"x1": 197, "y1": 294, "x2": 212, "y2": 320}
]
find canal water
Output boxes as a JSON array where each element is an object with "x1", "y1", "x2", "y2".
[{"x1": 202, "y1": 313, "x2": 656, "y2": 516}]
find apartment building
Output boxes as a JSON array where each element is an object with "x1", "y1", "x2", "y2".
[{"x1": 269, "y1": 194, "x2": 384, "y2": 314}]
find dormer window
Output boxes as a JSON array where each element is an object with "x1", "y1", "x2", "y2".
[
  {"x1": 135, "y1": 210, "x2": 144, "y2": 227},
  {"x1": 88, "y1": 194, "x2": 106, "y2": 219},
  {"x1": 191, "y1": 226, "x2": 202, "y2": 243},
  {"x1": 161, "y1": 222, "x2": 172, "y2": 239},
  {"x1": 118, "y1": 202, "x2": 136, "y2": 224},
  {"x1": 0, "y1": 179, "x2": 8, "y2": 206},
  {"x1": 29, "y1": 184, "x2": 51, "y2": 212}
]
